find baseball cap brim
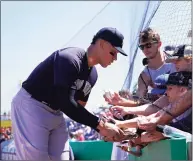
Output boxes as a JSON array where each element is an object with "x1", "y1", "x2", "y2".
[
  {"x1": 114, "y1": 47, "x2": 127, "y2": 56},
  {"x1": 150, "y1": 88, "x2": 166, "y2": 95}
]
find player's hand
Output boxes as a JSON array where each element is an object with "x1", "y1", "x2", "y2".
[{"x1": 97, "y1": 120, "x2": 126, "y2": 142}]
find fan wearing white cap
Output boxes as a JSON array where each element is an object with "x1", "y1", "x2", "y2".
[{"x1": 165, "y1": 44, "x2": 192, "y2": 72}]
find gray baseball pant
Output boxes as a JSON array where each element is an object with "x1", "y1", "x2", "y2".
[{"x1": 11, "y1": 88, "x2": 70, "y2": 160}]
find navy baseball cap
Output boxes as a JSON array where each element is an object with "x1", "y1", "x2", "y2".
[
  {"x1": 151, "y1": 74, "x2": 168, "y2": 95},
  {"x1": 166, "y1": 71, "x2": 192, "y2": 87},
  {"x1": 154, "y1": 71, "x2": 192, "y2": 88},
  {"x1": 154, "y1": 74, "x2": 169, "y2": 88},
  {"x1": 150, "y1": 88, "x2": 166, "y2": 95},
  {"x1": 165, "y1": 45, "x2": 192, "y2": 62},
  {"x1": 94, "y1": 27, "x2": 127, "y2": 56}
]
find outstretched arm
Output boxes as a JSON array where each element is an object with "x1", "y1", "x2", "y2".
[
  {"x1": 158, "y1": 89, "x2": 192, "y2": 124},
  {"x1": 110, "y1": 95, "x2": 169, "y2": 117},
  {"x1": 137, "y1": 90, "x2": 192, "y2": 131}
]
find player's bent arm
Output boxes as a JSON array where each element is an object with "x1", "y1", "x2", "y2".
[
  {"x1": 77, "y1": 100, "x2": 87, "y2": 107},
  {"x1": 55, "y1": 87, "x2": 100, "y2": 130}
]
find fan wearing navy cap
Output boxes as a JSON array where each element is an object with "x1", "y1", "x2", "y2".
[
  {"x1": 108, "y1": 72, "x2": 191, "y2": 140},
  {"x1": 159, "y1": 72, "x2": 192, "y2": 132},
  {"x1": 11, "y1": 27, "x2": 128, "y2": 160},
  {"x1": 141, "y1": 72, "x2": 192, "y2": 131},
  {"x1": 136, "y1": 71, "x2": 192, "y2": 144}
]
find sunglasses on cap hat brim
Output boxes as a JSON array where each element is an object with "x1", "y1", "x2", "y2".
[
  {"x1": 165, "y1": 54, "x2": 191, "y2": 63},
  {"x1": 164, "y1": 51, "x2": 179, "y2": 63},
  {"x1": 165, "y1": 57, "x2": 180, "y2": 63},
  {"x1": 150, "y1": 88, "x2": 166, "y2": 95}
]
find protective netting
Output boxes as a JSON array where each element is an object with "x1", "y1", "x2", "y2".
[
  {"x1": 150, "y1": 1, "x2": 192, "y2": 48},
  {"x1": 123, "y1": 1, "x2": 192, "y2": 91}
]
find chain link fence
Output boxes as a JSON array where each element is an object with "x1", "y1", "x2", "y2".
[{"x1": 150, "y1": 1, "x2": 191, "y2": 48}]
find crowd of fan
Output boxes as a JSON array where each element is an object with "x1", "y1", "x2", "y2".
[
  {"x1": 0, "y1": 122, "x2": 102, "y2": 144},
  {"x1": 102, "y1": 28, "x2": 192, "y2": 159},
  {"x1": 67, "y1": 117, "x2": 102, "y2": 141},
  {"x1": 0, "y1": 127, "x2": 13, "y2": 144}
]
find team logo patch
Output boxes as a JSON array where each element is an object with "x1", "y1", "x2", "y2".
[{"x1": 74, "y1": 79, "x2": 92, "y2": 96}]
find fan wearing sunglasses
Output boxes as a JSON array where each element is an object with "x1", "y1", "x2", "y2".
[
  {"x1": 137, "y1": 27, "x2": 176, "y2": 98},
  {"x1": 104, "y1": 27, "x2": 176, "y2": 109}
]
